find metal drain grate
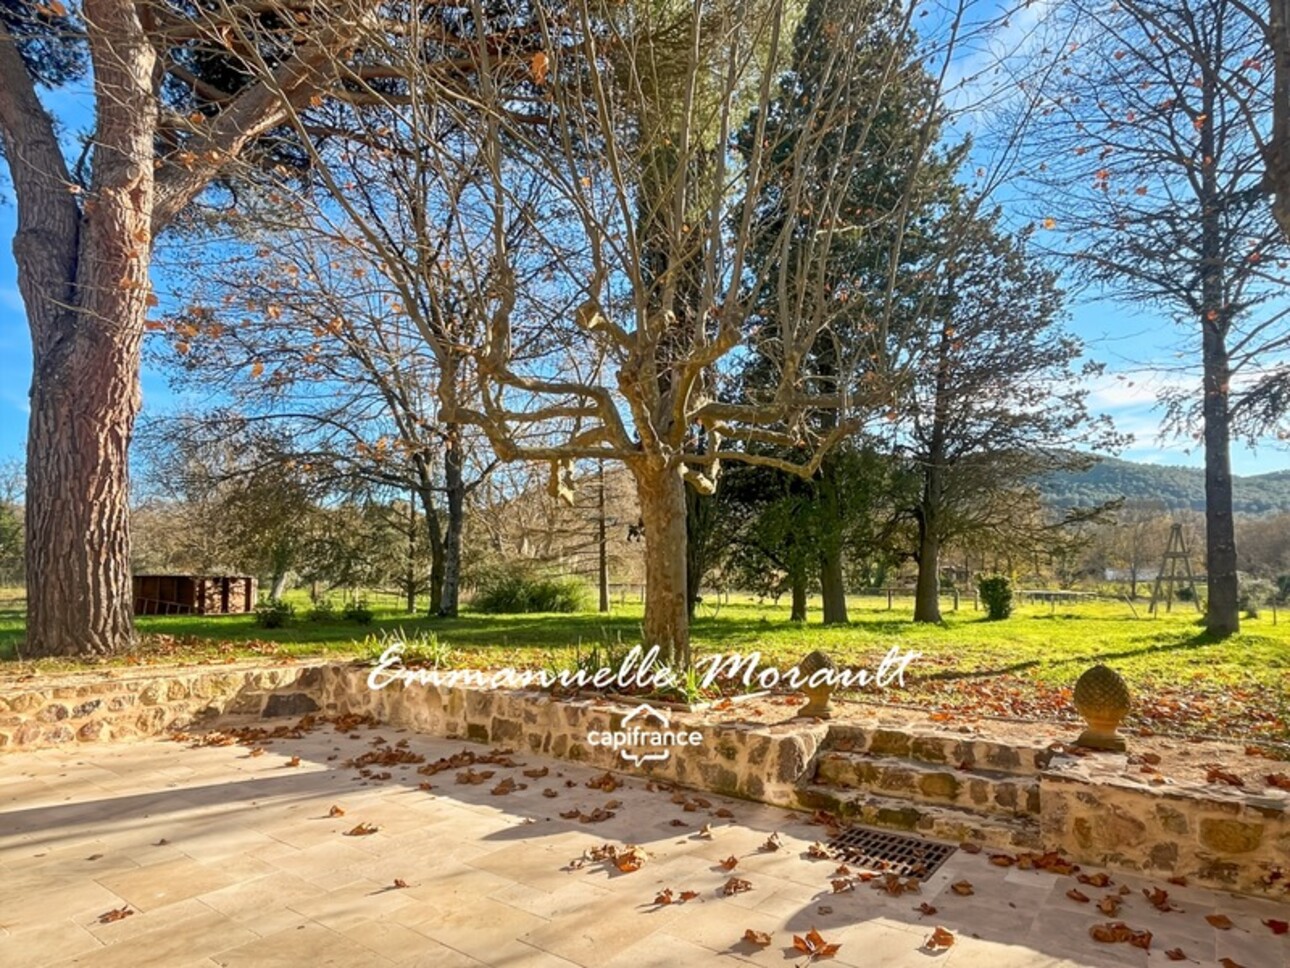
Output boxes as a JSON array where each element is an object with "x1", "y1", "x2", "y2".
[{"x1": 827, "y1": 827, "x2": 956, "y2": 878}]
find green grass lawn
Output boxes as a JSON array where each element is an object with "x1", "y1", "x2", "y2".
[{"x1": 2, "y1": 588, "x2": 1286, "y2": 741}]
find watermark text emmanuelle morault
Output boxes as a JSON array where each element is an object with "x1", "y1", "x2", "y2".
[{"x1": 366, "y1": 643, "x2": 921, "y2": 694}]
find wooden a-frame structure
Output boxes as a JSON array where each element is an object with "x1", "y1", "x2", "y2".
[{"x1": 1148, "y1": 523, "x2": 1201, "y2": 614}]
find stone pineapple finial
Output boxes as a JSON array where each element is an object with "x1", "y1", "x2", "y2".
[
  {"x1": 1073, "y1": 664, "x2": 1131, "y2": 752},
  {"x1": 795, "y1": 649, "x2": 837, "y2": 719}
]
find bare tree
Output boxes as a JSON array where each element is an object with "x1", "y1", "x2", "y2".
[
  {"x1": 1024, "y1": 0, "x2": 1290, "y2": 635},
  {"x1": 149, "y1": 224, "x2": 497, "y2": 615},
  {"x1": 302, "y1": 0, "x2": 993, "y2": 661},
  {"x1": 0, "y1": 0, "x2": 555, "y2": 656}
]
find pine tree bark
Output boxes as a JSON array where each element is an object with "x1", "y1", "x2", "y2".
[
  {"x1": 635, "y1": 461, "x2": 690, "y2": 666},
  {"x1": 3, "y1": 5, "x2": 155, "y2": 656}
]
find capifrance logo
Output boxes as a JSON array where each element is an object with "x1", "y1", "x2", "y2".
[{"x1": 586, "y1": 703, "x2": 702, "y2": 765}]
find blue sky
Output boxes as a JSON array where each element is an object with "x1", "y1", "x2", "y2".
[
  {"x1": 0, "y1": 211, "x2": 1280, "y2": 476},
  {"x1": 1, "y1": 6, "x2": 1286, "y2": 479}
]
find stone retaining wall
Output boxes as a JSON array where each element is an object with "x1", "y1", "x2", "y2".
[
  {"x1": 0, "y1": 664, "x2": 324, "y2": 748},
  {"x1": 1, "y1": 661, "x2": 1285, "y2": 899}
]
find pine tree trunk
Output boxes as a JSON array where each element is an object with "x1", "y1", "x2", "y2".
[
  {"x1": 635, "y1": 461, "x2": 690, "y2": 666},
  {"x1": 7, "y1": 2, "x2": 156, "y2": 657},
  {"x1": 913, "y1": 509, "x2": 942, "y2": 623},
  {"x1": 438, "y1": 426, "x2": 464, "y2": 617},
  {"x1": 790, "y1": 577, "x2": 808, "y2": 622}
]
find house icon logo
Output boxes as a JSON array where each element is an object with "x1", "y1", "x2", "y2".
[
  {"x1": 587, "y1": 703, "x2": 705, "y2": 766},
  {"x1": 618, "y1": 705, "x2": 673, "y2": 765}
]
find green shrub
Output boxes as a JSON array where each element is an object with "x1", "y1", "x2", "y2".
[
  {"x1": 255, "y1": 598, "x2": 295, "y2": 629},
  {"x1": 342, "y1": 598, "x2": 374, "y2": 625},
  {"x1": 473, "y1": 563, "x2": 588, "y2": 614},
  {"x1": 976, "y1": 574, "x2": 1013, "y2": 621},
  {"x1": 1238, "y1": 575, "x2": 1277, "y2": 618},
  {"x1": 306, "y1": 598, "x2": 337, "y2": 623}
]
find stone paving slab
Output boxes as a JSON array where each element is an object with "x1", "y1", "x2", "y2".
[{"x1": 1, "y1": 721, "x2": 1286, "y2": 968}]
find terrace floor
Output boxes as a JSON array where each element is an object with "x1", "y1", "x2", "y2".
[{"x1": 1, "y1": 722, "x2": 1285, "y2": 968}]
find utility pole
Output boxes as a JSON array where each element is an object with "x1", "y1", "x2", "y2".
[{"x1": 598, "y1": 461, "x2": 610, "y2": 613}]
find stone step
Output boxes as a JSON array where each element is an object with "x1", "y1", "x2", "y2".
[
  {"x1": 824, "y1": 723, "x2": 1055, "y2": 776},
  {"x1": 814, "y1": 750, "x2": 1041, "y2": 818},
  {"x1": 796, "y1": 784, "x2": 1045, "y2": 854}
]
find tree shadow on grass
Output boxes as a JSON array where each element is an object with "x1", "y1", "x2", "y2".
[{"x1": 914, "y1": 628, "x2": 1228, "y2": 683}]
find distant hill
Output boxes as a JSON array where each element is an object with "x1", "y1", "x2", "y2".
[{"x1": 1041, "y1": 456, "x2": 1290, "y2": 515}]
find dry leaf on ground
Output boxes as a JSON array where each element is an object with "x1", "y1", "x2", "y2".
[
  {"x1": 925, "y1": 926, "x2": 955, "y2": 950},
  {"x1": 743, "y1": 929, "x2": 772, "y2": 947},
  {"x1": 722, "y1": 877, "x2": 752, "y2": 896},
  {"x1": 793, "y1": 927, "x2": 841, "y2": 959}
]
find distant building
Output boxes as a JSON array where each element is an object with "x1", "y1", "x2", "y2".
[{"x1": 132, "y1": 575, "x2": 257, "y2": 615}]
